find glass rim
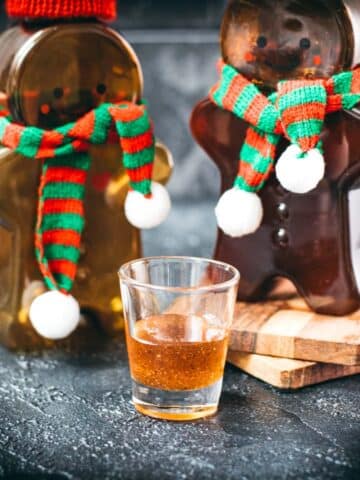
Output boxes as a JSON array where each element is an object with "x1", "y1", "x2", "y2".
[{"x1": 119, "y1": 256, "x2": 240, "y2": 294}]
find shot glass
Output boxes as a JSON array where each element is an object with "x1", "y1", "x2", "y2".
[{"x1": 119, "y1": 256, "x2": 239, "y2": 421}]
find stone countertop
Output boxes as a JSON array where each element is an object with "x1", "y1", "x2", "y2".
[
  {"x1": 0, "y1": 201, "x2": 359, "y2": 479},
  {"x1": 0, "y1": 335, "x2": 359, "y2": 480}
]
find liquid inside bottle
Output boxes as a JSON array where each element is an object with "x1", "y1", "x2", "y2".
[{"x1": 0, "y1": 22, "x2": 172, "y2": 349}]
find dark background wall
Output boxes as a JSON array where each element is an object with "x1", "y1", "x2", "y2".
[{"x1": 116, "y1": 0, "x2": 226, "y2": 29}]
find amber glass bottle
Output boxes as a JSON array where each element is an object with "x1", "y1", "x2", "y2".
[
  {"x1": 0, "y1": 3, "x2": 172, "y2": 349},
  {"x1": 191, "y1": 0, "x2": 360, "y2": 316}
]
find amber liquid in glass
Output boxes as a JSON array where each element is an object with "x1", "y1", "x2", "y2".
[{"x1": 126, "y1": 314, "x2": 228, "y2": 421}]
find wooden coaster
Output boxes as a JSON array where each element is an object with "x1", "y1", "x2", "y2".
[
  {"x1": 227, "y1": 351, "x2": 360, "y2": 390},
  {"x1": 230, "y1": 299, "x2": 360, "y2": 366}
]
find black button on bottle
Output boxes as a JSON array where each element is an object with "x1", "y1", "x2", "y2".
[
  {"x1": 277, "y1": 203, "x2": 290, "y2": 221},
  {"x1": 273, "y1": 228, "x2": 290, "y2": 248}
]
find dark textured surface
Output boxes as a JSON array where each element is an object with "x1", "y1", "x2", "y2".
[
  {"x1": 0, "y1": 332, "x2": 359, "y2": 479},
  {"x1": 0, "y1": 203, "x2": 359, "y2": 479}
]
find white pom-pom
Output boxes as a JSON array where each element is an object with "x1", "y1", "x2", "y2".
[
  {"x1": 125, "y1": 181, "x2": 171, "y2": 229},
  {"x1": 275, "y1": 144, "x2": 325, "y2": 194},
  {"x1": 215, "y1": 188, "x2": 263, "y2": 238},
  {"x1": 29, "y1": 291, "x2": 80, "y2": 340}
]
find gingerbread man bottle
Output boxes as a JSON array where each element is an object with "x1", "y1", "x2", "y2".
[
  {"x1": 0, "y1": 0, "x2": 172, "y2": 349},
  {"x1": 191, "y1": 0, "x2": 360, "y2": 316}
]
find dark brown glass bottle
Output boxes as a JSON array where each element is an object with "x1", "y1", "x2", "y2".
[
  {"x1": 191, "y1": 0, "x2": 360, "y2": 315},
  {"x1": 0, "y1": 20, "x2": 172, "y2": 349}
]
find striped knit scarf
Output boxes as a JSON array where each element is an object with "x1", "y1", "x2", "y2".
[
  {"x1": 208, "y1": 60, "x2": 360, "y2": 238},
  {"x1": 0, "y1": 101, "x2": 156, "y2": 294}
]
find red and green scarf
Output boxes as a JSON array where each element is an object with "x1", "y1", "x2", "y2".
[
  {"x1": 2, "y1": 0, "x2": 171, "y2": 340},
  {"x1": 209, "y1": 60, "x2": 360, "y2": 238},
  {"x1": 0, "y1": 101, "x2": 161, "y2": 294}
]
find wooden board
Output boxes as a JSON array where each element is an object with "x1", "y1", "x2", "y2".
[
  {"x1": 230, "y1": 299, "x2": 360, "y2": 365},
  {"x1": 227, "y1": 351, "x2": 360, "y2": 390}
]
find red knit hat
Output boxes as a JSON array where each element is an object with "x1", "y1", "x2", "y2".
[{"x1": 6, "y1": 0, "x2": 117, "y2": 20}]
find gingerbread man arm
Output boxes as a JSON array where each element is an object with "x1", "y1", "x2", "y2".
[{"x1": 191, "y1": 98, "x2": 247, "y2": 188}]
